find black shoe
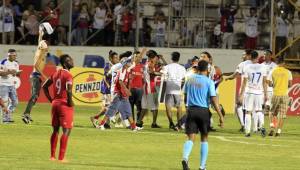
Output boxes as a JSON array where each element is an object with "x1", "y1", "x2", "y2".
[
  {"x1": 22, "y1": 114, "x2": 30, "y2": 124},
  {"x1": 239, "y1": 126, "x2": 245, "y2": 133},
  {"x1": 268, "y1": 130, "x2": 274, "y2": 136},
  {"x1": 169, "y1": 123, "x2": 179, "y2": 131},
  {"x1": 260, "y1": 128, "x2": 266, "y2": 137},
  {"x1": 209, "y1": 127, "x2": 217, "y2": 132},
  {"x1": 245, "y1": 133, "x2": 251, "y2": 137},
  {"x1": 275, "y1": 133, "x2": 280, "y2": 137},
  {"x1": 136, "y1": 121, "x2": 143, "y2": 128},
  {"x1": 104, "y1": 123, "x2": 111, "y2": 129},
  {"x1": 151, "y1": 123, "x2": 161, "y2": 128},
  {"x1": 181, "y1": 160, "x2": 190, "y2": 170}
]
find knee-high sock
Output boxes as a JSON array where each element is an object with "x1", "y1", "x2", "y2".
[
  {"x1": 58, "y1": 134, "x2": 69, "y2": 160},
  {"x1": 257, "y1": 111, "x2": 264, "y2": 128},
  {"x1": 50, "y1": 132, "x2": 58, "y2": 158},
  {"x1": 245, "y1": 114, "x2": 251, "y2": 134},
  {"x1": 200, "y1": 142, "x2": 208, "y2": 169},
  {"x1": 182, "y1": 140, "x2": 193, "y2": 161},
  {"x1": 237, "y1": 106, "x2": 244, "y2": 126},
  {"x1": 210, "y1": 117, "x2": 214, "y2": 127},
  {"x1": 252, "y1": 111, "x2": 258, "y2": 132}
]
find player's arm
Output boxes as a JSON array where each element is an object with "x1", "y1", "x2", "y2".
[
  {"x1": 209, "y1": 80, "x2": 224, "y2": 127},
  {"x1": 42, "y1": 78, "x2": 53, "y2": 103},
  {"x1": 239, "y1": 77, "x2": 247, "y2": 104},
  {"x1": 119, "y1": 80, "x2": 131, "y2": 96},
  {"x1": 263, "y1": 76, "x2": 268, "y2": 103},
  {"x1": 33, "y1": 41, "x2": 48, "y2": 79},
  {"x1": 66, "y1": 83, "x2": 74, "y2": 107},
  {"x1": 224, "y1": 71, "x2": 238, "y2": 80},
  {"x1": 288, "y1": 71, "x2": 293, "y2": 88},
  {"x1": 38, "y1": 27, "x2": 44, "y2": 43}
]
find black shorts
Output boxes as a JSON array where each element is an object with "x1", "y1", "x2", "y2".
[{"x1": 185, "y1": 106, "x2": 210, "y2": 135}]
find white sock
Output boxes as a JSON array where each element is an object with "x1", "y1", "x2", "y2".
[
  {"x1": 123, "y1": 119, "x2": 130, "y2": 127},
  {"x1": 210, "y1": 117, "x2": 214, "y2": 127},
  {"x1": 257, "y1": 112, "x2": 264, "y2": 129},
  {"x1": 245, "y1": 114, "x2": 251, "y2": 134},
  {"x1": 252, "y1": 111, "x2": 258, "y2": 132},
  {"x1": 277, "y1": 129, "x2": 281, "y2": 134},
  {"x1": 237, "y1": 106, "x2": 244, "y2": 126}
]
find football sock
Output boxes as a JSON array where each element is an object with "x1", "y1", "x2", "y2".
[
  {"x1": 252, "y1": 111, "x2": 258, "y2": 132},
  {"x1": 94, "y1": 114, "x2": 100, "y2": 119},
  {"x1": 237, "y1": 106, "x2": 244, "y2": 126},
  {"x1": 245, "y1": 114, "x2": 251, "y2": 134},
  {"x1": 50, "y1": 132, "x2": 58, "y2": 158},
  {"x1": 200, "y1": 142, "x2": 208, "y2": 169},
  {"x1": 277, "y1": 129, "x2": 281, "y2": 134},
  {"x1": 130, "y1": 122, "x2": 136, "y2": 129},
  {"x1": 210, "y1": 117, "x2": 214, "y2": 127},
  {"x1": 257, "y1": 112, "x2": 264, "y2": 128},
  {"x1": 182, "y1": 140, "x2": 193, "y2": 161},
  {"x1": 58, "y1": 134, "x2": 69, "y2": 160},
  {"x1": 124, "y1": 119, "x2": 130, "y2": 127}
]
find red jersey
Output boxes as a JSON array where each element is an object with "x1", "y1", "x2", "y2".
[
  {"x1": 50, "y1": 69, "x2": 73, "y2": 102},
  {"x1": 130, "y1": 63, "x2": 144, "y2": 89},
  {"x1": 114, "y1": 68, "x2": 130, "y2": 98}
]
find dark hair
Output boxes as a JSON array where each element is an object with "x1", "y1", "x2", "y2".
[
  {"x1": 8, "y1": 49, "x2": 16, "y2": 53},
  {"x1": 245, "y1": 49, "x2": 252, "y2": 55},
  {"x1": 250, "y1": 7, "x2": 257, "y2": 11},
  {"x1": 119, "y1": 51, "x2": 132, "y2": 60},
  {"x1": 171, "y1": 52, "x2": 180, "y2": 62},
  {"x1": 191, "y1": 56, "x2": 199, "y2": 62},
  {"x1": 109, "y1": 50, "x2": 118, "y2": 59},
  {"x1": 60, "y1": 54, "x2": 71, "y2": 67},
  {"x1": 264, "y1": 49, "x2": 272, "y2": 55},
  {"x1": 201, "y1": 51, "x2": 212, "y2": 59},
  {"x1": 250, "y1": 51, "x2": 259, "y2": 60},
  {"x1": 147, "y1": 50, "x2": 157, "y2": 59},
  {"x1": 197, "y1": 60, "x2": 209, "y2": 72}
]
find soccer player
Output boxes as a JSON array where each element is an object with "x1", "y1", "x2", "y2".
[
  {"x1": 239, "y1": 51, "x2": 267, "y2": 137},
  {"x1": 181, "y1": 60, "x2": 224, "y2": 170},
  {"x1": 90, "y1": 50, "x2": 119, "y2": 128},
  {"x1": 162, "y1": 52, "x2": 186, "y2": 131},
  {"x1": 97, "y1": 55, "x2": 139, "y2": 131},
  {"x1": 22, "y1": 28, "x2": 49, "y2": 123},
  {"x1": 0, "y1": 49, "x2": 20, "y2": 123},
  {"x1": 42, "y1": 54, "x2": 74, "y2": 162},
  {"x1": 261, "y1": 50, "x2": 277, "y2": 131},
  {"x1": 267, "y1": 57, "x2": 292, "y2": 137},
  {"x1": 224, "y1": 49, "x2": 252, "y2": 132}
]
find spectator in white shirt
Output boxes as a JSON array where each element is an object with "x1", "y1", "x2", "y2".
[
  {"x1": 242, "y1": 7, "x2": 259, "y2": 50},
  {"x1": 0, "y1": 49, "x2": 20, "y2": 123},
  {"x1": 92, "y1": 2, "x2": 106, "y2": 45},
  {"x1": 162, "y1": 52, "x2": 186, "y2": 131},
  {"x1": 0, "y1": 2, "x2": 15, "y2": 44},
  {"x1": 155, "y1": 14, "x2": 166, "y2": 47}
]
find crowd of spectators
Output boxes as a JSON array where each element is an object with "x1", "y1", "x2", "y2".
[{"x1": 0, "y1": 0, "x2": 300, "y2": 51}]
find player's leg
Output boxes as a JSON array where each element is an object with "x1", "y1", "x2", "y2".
[
  {"x1": 175, "y1": 94, "x2": 183, "y2": 129},
  {"x1": 252, "y1": 111, "x2": 258, "y2": 132},
  {"x1": 23, "y1": 76, "x2": 41, "y2": 123},
  {"x1": 165, "y1": 94, "x2": 177, "y2": 130},
  {"x1": 58, "y1": 128, "x2": 71, "y2": 162},
  {"x1": 236, "y1": 103, "x2": 245, "y2": 132},
  {"x1": 50, "y1": 103, "x2": 60, "y2": 160},
  {"x1": 58, "y1": 103, "x2": 74, "y2": 162},
  {"x1": 198, "y1": 107, "x2": 210, "y2": 170},
  {"x1": 135, "y1": 88, "x2": 143, "y2": 122},
  {"x1": 129, "y1": 89, "x2": 136, "y2": 121},
  {"x1": 98, "y1": 95, "x2": 121, "y2": 129},
  {"x1": 0, "y1": 86, "x2": 9, "y2": 123},
  {"x1": 269, "y1": 96, "x2": 279, "y2": 136},
  {"x1": 136, "y1": 94, "x2": 150, "y2": 128},
  {"x1": 8, "y1": 86, "x2": 18, "y2": 122},
  {"x1": 119, "y1": 98, "x2": 137, "y2": 130},
  {"x1": 182, "y1": 107, "x2": 198, "y2": 170},
  {"x1": 255, "y1": 95, "x2": 266, "y2": 137},
  {"x1": 275, "y1": 96, "x2": 289, "y2": 136},
  {"x1": 90, "y1": 94, "x2": 109, "y2": 128}
]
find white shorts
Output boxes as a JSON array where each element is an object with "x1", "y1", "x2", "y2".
[
  {"x1": 243, "y1": 93, "x2": 264, "y2": 111},
  {"x1": 265, "y1": 91, "x2": 273, "y2": 107},
  {"x1": 142, "y1": 93, "x2": 158, "y2": 110}
]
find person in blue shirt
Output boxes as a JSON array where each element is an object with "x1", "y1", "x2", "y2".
[{"x1": 181, "y1": 60, "x2": 224, "y2": 170}]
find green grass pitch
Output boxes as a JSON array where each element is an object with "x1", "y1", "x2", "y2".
[{"x1": 0, "y1": 103, "x2": 300, "y2": 170}]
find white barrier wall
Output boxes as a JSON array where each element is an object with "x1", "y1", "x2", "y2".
[{"x1": 0, "y1": 45, "x2": 250, "y2": 72}]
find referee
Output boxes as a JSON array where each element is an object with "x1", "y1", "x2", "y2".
[{"x1": 181, "y1": 60, "x2": 224, "y2": 170}]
